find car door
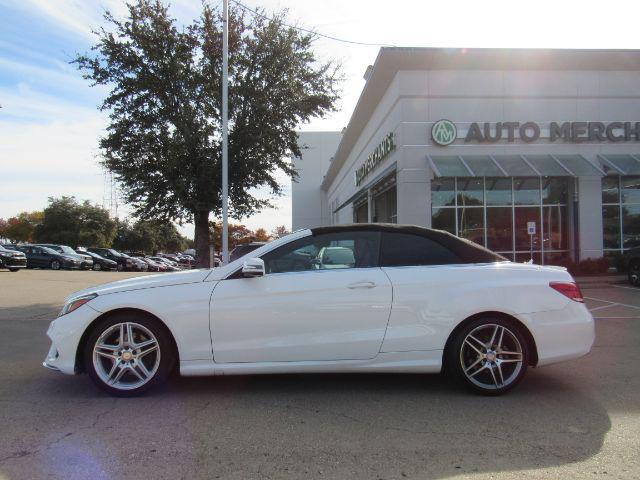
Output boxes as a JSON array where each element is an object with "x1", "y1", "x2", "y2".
[
  {"x1": 210, "y1": 230, "x2": 392, "y2": 363},
  {"x1": 377, "y1": 231, "x2": 474, "y2": 353}
]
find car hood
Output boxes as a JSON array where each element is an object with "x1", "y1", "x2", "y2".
[{"x1": 66, "y1": 269, "x2": 212, "y2": 301}]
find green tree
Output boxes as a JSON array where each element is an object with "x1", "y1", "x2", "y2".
[
  {"x1": 4, "y1": 212, "x2": 44, "y2": 243},
  {"x1": 113, "y1": 218, "x2": 188, "y2": 253},
  {"x1": 35, "y1": 197, "x2": 116, "y2": 247},
  {"x1": 74, "y1": 0, "x2": 340, "y2": 266}
]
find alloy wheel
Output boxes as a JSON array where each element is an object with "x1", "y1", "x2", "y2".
[
  {"x1": 459, "y1": 323, "x2": 524, "y2": 390},
  {"x1": 92, "y1": 322, "x2": 161, "y2": 391},
  {"x1": 629, "y1": 262, "x2": 640, "y2": 286},
  {"x1": 50, "y1": 260, "x2": 61, "y2": 270}
]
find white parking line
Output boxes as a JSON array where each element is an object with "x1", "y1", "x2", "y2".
[
  {"x1": 584, "y1": 296, "x2": 640, "y2": 311},
  {"x1": 589, "y1": 303, "x2": 620, "y2": 312},
  {"x1": 613, "y1": 284, "x2": 640, "y2": 292}
]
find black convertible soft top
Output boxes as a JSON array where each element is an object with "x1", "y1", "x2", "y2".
[{"x1": 310, "y1": 223, "x2": 506, "y2": 264}]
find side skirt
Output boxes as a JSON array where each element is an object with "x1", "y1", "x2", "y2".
[{"x1": 179, "y1": 350, "x2": 443, "y2": 377}]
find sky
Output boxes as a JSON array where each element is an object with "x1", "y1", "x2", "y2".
[{"x1": 2, "y1": 0, "x2": 640, "y2": 238}]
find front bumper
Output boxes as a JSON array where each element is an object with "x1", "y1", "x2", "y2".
[
  {"x1": 1, "y1": 257, "x2": 27, "y2": 268},
  {"x1": 62, "y1": 259, "x2": 83, "y2": 269},
  {"x1": 43, "y1": 304, "x2": 101, "y2": 375}
]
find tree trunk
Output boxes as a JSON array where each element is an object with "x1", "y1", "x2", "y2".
[{"x1": 194, "y1": 209, "x2": 211, "y2": 268}]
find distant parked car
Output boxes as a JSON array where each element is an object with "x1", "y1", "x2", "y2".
[
  {"x1": 36, "y1": 244, "x2": 93, "y2": 270},
  {"x1": 17, "y1": 245, "x2": 82, "y2": 270},
  {"x1": 148, "y1": 256, "x2": 181, "y2": 271},
  {"x1": 625, "y1": 247, "x2": 640, "y2": 286},
  {"x1": 119, "y1": 252, "x2": 148, "y2": 272},
  {"x1": 139, "y1": 257, "x2": 166, "y2": 272},
  {"x1": 0, "y1": 245, "x2": 27, "y2": 272},
  {"x1": 78, "y1": 250, "x2": 118, "y2": 271},
  {"x1": 230, "y1": 242, "x2": 266, "y2": 262},
  {"x1": 87, "y1": 248, "x2": 129, "y2": 271}
]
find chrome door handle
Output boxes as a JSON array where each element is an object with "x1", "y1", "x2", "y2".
[{"x1": 347, "y1": 281, "x2": 376, "y2": 289}]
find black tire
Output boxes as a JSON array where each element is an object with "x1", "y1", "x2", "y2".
[
  {"x1": 116, "y1": 263, "x2": 124, "y2": 272},
  {"x1": 9, "y1": 268, "x2": 20, "y2": 272},
  {"x1": 445, "y1": 316, "x2": 529, "y2": 396},
  {"x1": 628, "y1": 260, "x2": 640, "y2": 287},
  {"x1": 84, "y1": 312, "x2": 175, "y2": 397},
  {"x1": 93, "y1": 263, "x2": 102, "y2": 271},
  {"x1": 50, "y1": 260, "x2": 61, "y2": 270}
]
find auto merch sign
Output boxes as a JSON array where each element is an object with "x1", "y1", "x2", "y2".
[
  {"x1": 431, "y1": 119, "x2": 640, "y2": 146},
  {"x1": 354, "y1": 132, "x2": 396, "y2": 186}
]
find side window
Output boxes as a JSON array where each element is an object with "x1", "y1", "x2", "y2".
[
  {"x1": 261, "y1": 231, "x2": 380, "y2": 274},
  {"x1": 380, "y1": 232, "x2": 461, "y2": 267}
]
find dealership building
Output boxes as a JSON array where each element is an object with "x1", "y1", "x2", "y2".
[{"x1": 292, "y1": 48, "x2": 640, "y2": 263}]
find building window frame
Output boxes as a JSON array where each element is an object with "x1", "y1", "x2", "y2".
[
  {"x1": 602, "y1": 175, "x2": 640, "y2": 254},
  {"x1": 431, "y1": 176, "x2": 570, "y2": 264}
]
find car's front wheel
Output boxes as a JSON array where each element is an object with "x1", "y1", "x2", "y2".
[
  {"x1": 84, "y1": 313, "x2": 175, "y2": 396},
  {"x1": 447, "y1": 317, "x2": 529, "y2": 395},
  {"x1": 50, "y1": 260, "x2": 61, "y2": 270},
  {"x1": 92, "y1": 263, "x2": 102, "y2": 271}
]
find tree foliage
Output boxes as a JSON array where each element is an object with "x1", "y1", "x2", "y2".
[
  {"x1": 113, "y1": 218, "x2": 189, "y2": 253},
  {"x1": 35, "y1": 197, "x2": 117, "y2": 247},
  {"x1": 2, "y1": 212, "x2": 44, "y2": 243},
  {"x1": 74, "y1": 0, "x2": 340, "y2": 265}
]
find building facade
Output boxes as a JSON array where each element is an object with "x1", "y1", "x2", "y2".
[{"x1": 292, "y1": 48, "x2": 640, "y2": 263}]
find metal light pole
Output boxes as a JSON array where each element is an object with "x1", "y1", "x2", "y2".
[{"x1": 221, "y1": 0, "x2": 229, "y2": 264}]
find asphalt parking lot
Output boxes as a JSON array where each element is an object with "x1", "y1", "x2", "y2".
[{"x1": 0, "y1": 270, "x2": 639, "y2": 480}]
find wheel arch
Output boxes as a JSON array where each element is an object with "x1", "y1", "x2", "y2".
[
  {"x1": 442, "y1": 311, "x2": 539, "y2": 369},
  {"x1": 74, "y1": 307, "x2": 180, "y2": 373}
]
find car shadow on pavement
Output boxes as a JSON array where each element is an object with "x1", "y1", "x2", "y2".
[{"x1": 20, "y1": 365, "x2": 611, "y2": 480}]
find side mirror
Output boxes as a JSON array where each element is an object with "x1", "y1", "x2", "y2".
[{"x1": 242, "y1": 257, "x2": 265, "y2": 277}]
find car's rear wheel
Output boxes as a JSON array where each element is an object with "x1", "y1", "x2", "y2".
[
  {"x1": 447, "y1": 317, "x2": 529, "y2": 395},
  {"x1": 9, "y1": 268, "x2": 20, "y2": 272},
  {"x1": 628, "y1": 260, "x2": 640, "y2": 286},
  {"x1": 116, "y1": 263, "x2": 124, "y2": 272},
  {"x1": 50, "y1": 260, "x2": 61, "y2": 270},
  {"x1": 93, "y1": 263, "x2": 102, "y2": 271},
  {"x1": 84, "y1": 313, "x2": 175, "y2": 397}
]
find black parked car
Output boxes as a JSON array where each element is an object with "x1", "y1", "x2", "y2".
[
  {"x1": 16, "y1": 245, "x2": 82, "y2": 270},
  {"x1": 0, "y1": 245, "x2": 27, "y2": 272},
  {"x1": 78, "y1": 249, "x2": 118, "y2": 271},
  {"x1": 87, "y1": 248, "x2": 129, "y2": 271},
  {"x1": 625, "y1": 247, "x2": 640, "y2": 286},
  {"x1": 36, "y1": 244, "x2": 93, "y2": 270}
]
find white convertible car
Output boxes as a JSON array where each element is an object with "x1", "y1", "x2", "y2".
[{"x1": 43, "y1": 224, "x2": 594, "y2": 396}]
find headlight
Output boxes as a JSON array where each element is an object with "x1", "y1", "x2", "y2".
[{"x1": 58, "y1": 293, "x2": 97, "y2": 317}]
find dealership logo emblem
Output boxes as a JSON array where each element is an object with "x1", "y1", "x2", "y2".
[{"x1": 431, "y1": 119, "x2": 457, "y2": 146}]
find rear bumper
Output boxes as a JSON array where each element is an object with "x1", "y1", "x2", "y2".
[
  {"x1": 1, "y1": 259, "x2": 27, "y2": 268},
  {"x1": 521, "y1": 301, "x2": 595, "y2": 367}
]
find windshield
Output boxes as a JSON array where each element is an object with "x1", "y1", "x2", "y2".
[
  {"x1": 59, "y1": 246, "x2": 77, "y2": 255},
  {"x1": 40, "y1": 246, "x2": 59, "y2": 255},
  {"x1": 107, "y1": 249, "x2": 123, "y2": 257}
]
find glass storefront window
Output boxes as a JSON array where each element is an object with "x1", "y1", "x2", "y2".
[
  {"x1": 514, "y1": 178, "x2": 540, "y2": 205},
  {"x1": 602, "y1": 176, "x2": 620, "y2": 204},
  {"x1": 543, "y1": 205, "x2": 568, "y2": 250},
  {"x1": 457, "y1": 178, "x2": 483, "y2": 206},
  {"x1": 621, "y1": 177, "x2": 640, "y2": 204},
  {"x1": 602, "y1": 176, "x2": 640, "y2": 252},
  {"x1": 542, "y1": 178, "x2": 568, "y2": 205},
  {"x1": 432, "y1": 207, "x2": 455, "y2": 234},
  {"x1": 486, "y1": 207, "x2": 513, "y2": 251},
  {"x1": 458, "y1": 207, "x2": 484, "y2": 245},
  {"x1": 514, "y1": 207, "x2": 540, "y2": 250},
  {"x1": 485, "y1": 178, "x2": 512, "y2": 206},
  {"x1": 431, "y1": 178, "x2": 456, "y2": 207},
  {"x1": 623, "y1": 204, "x2": 640, "y2": 248},
  {"x1": 354, "y1": 201, "x2": 368, "y2": 223},
  {"x1": 602, "y1": 205, "x2": 621, "y2": 249},
  {"x1": 373, "y1": 187, "x2": 397, "y2": 223}
]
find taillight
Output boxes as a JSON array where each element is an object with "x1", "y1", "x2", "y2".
[{"x1": 549, "y1": 282, "x2": 584, "y2": 303}]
